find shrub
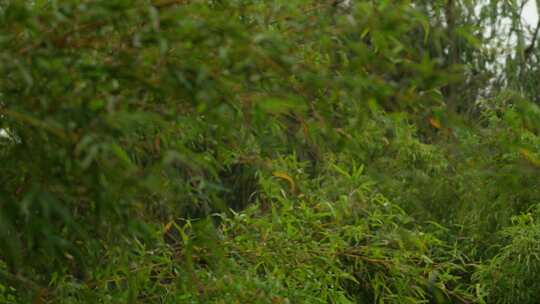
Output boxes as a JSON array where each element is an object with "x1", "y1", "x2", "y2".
[{"x1": 474, "y1": 206, "x2": 540, "y2": 303}]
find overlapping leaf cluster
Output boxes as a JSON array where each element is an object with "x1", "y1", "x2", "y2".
[{"x1": 1, "y1": 0, "x2": 540, "y2": 303}]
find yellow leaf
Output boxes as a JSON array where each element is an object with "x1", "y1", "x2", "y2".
[
  {"x1": 164, "y1": 221, "x2": 174, "y2": 234},
  {"x1": 428, "y1": 117, "x2": 441, "y2": 129},
  {"x1": 520, "y1": 148, "x2": 540, "y2": 167},
  {"x1": 272, "y1": 171, "x2": 296, "y2": 193}
]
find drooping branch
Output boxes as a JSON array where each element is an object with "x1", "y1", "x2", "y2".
[{"x1": 524, "y1": 19, "x2": 540, "y2": 60}]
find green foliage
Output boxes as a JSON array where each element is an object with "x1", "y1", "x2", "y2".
[
  {"x1": 221, "y1": 157, "x2": 476, "y2": 303},
  {"x1": 474, "y1": 206, "x2": 540, "y2": 303},
  {"x1": 28, "y1": 157, "x2": 480, "y2": 303},
  {"x1": 2, "y1": 0, "x2": 540, "y2": 303},
  {"x1": 0, "y1": 286, "x2": 17, "y2": 304}
]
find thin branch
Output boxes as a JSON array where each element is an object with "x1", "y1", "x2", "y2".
[{"x1": 524, "y1": 19, "x2": 540, "y2": 60}]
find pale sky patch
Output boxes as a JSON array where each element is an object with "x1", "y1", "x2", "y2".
[{"x1": 523, "y1": 0, "x2": 539, "y2": 27}]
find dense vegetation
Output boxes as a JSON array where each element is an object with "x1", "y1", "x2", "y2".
[{"x1": 1, "y1": 0, "x2": 540, "y2": 302}]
